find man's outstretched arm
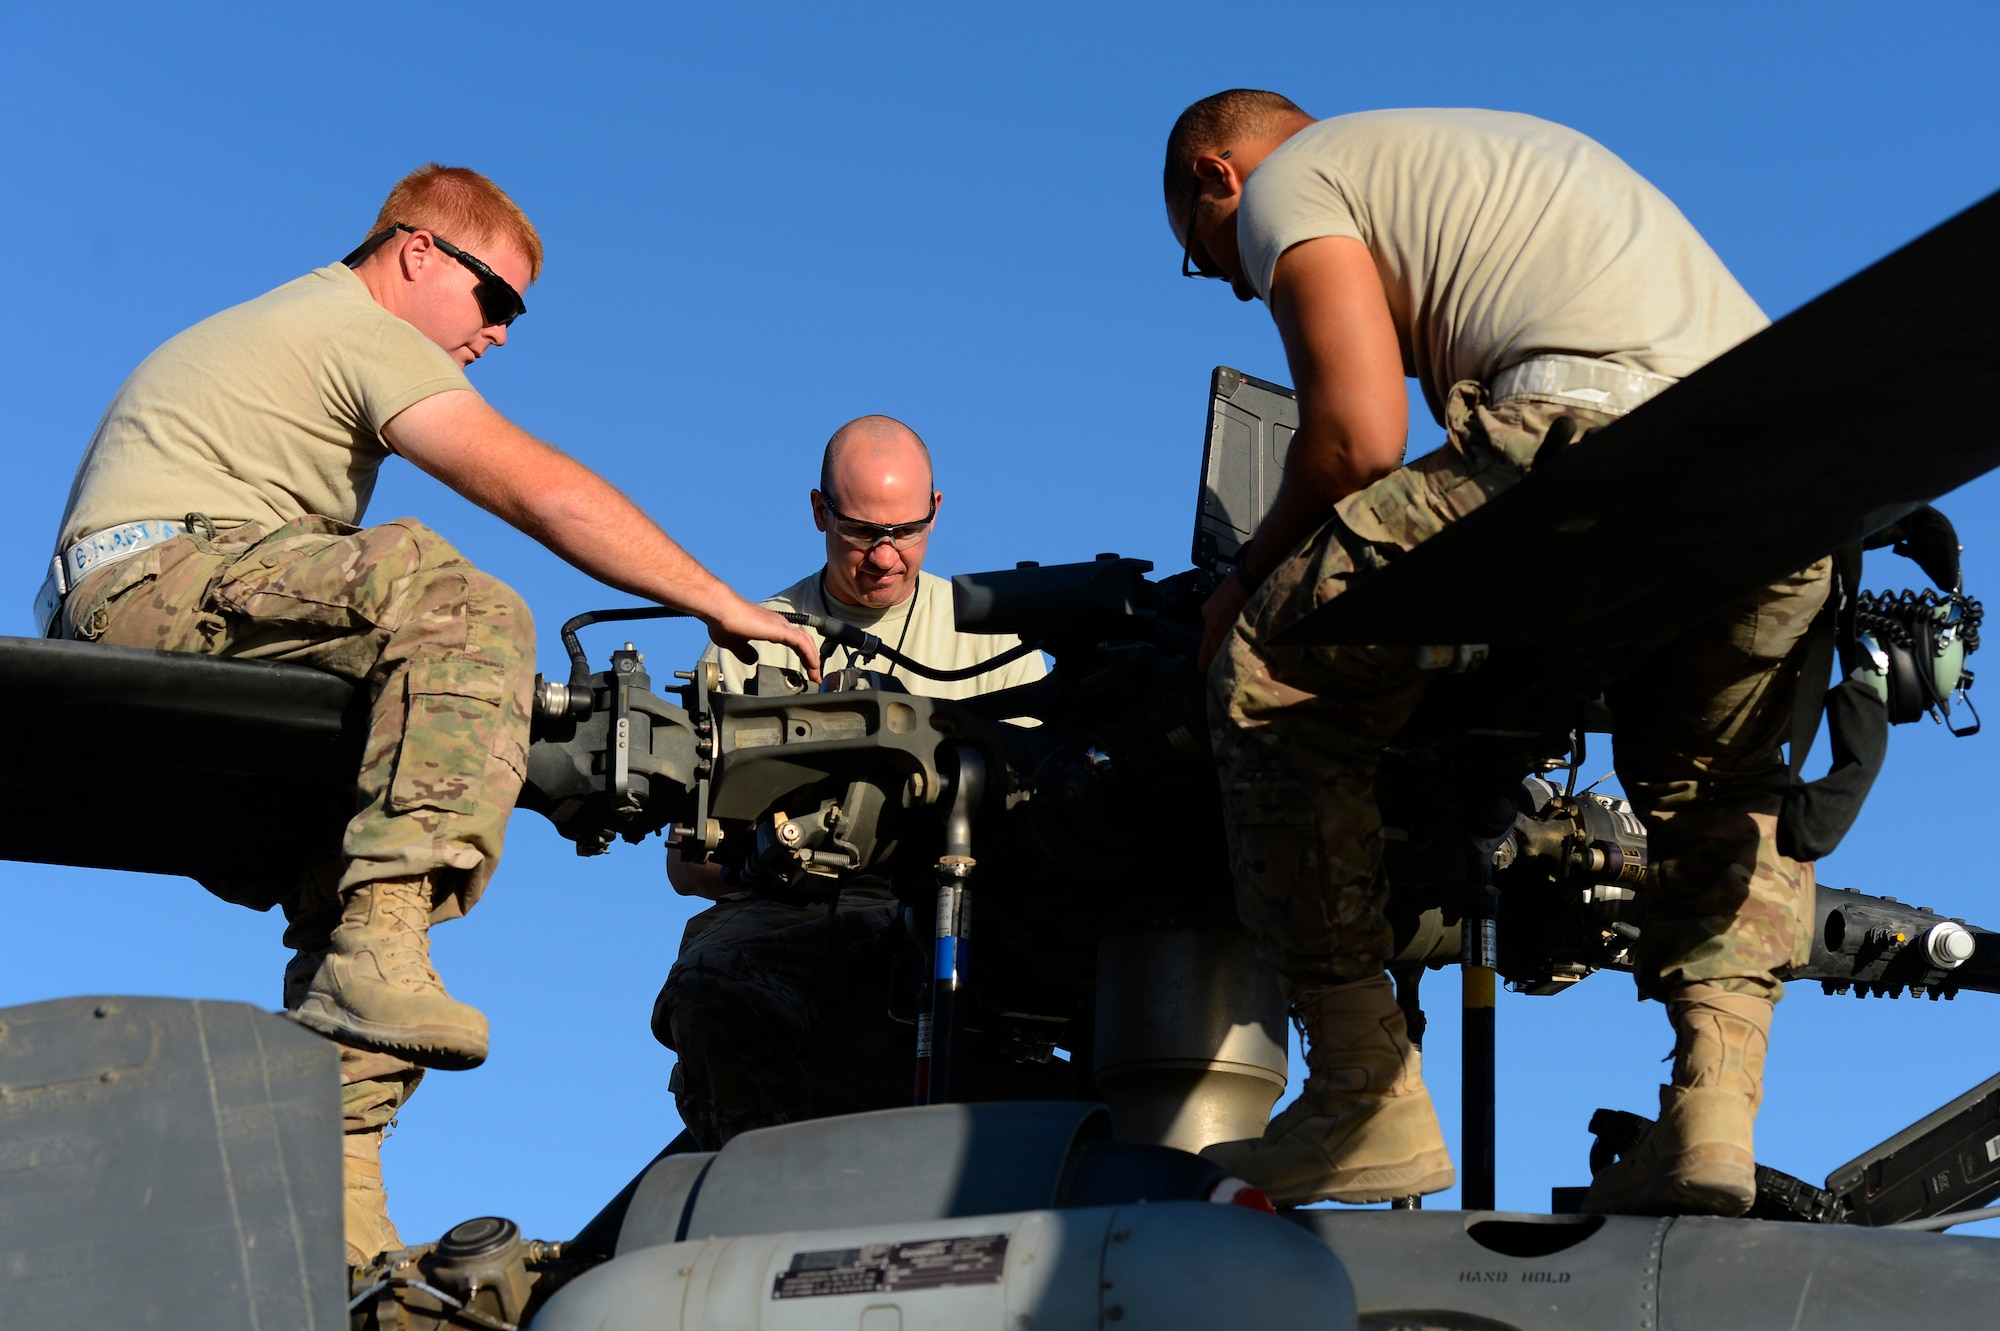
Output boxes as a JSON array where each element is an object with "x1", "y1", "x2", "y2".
[
  {"x1": 1198, "y1": 235, "x2": 1409, "y2": 667},
  {"x1": 384, "y1": 391, "x2": 822, "y2": 679}
]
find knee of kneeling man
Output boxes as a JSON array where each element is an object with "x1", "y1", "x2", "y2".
[
  {"x1": 369, "y1": 517, "x2": 467, "y2": 567},
  {"x1": 650, "y1": 984, "x2": 679, "y2": 1050},
  {"x1": 444, "y1": 563, "x2": 533, "y2": 639},
  {"x1": 370, "y1": 518, "x2": 523, "y2": 604},
  {"x1": 479, "y1": 574, "x2": 535, "y2": 640},
  {"x1": 654, "y1": 966, "x2": 728, "y2": 1047}
]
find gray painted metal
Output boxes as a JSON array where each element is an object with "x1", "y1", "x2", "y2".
[
  {"x1": 0, "y1": 995, "x2": 345, "y2": 1330},
  {"x1": 1295, "y1": 1208, "x2": 2000, "y2": 1329},
  {"x1": 1193, "y1": 366, "x2": 1298, "y2": 574},
  {"x1": 1297, "y1": 1210, "x2": 1670, "y2": 1328},
  {"x1": 615, "y1": 1150, "x2": 717, "y2": 1254},
  {"x1": 533, "y1": 1202, "x2": 1356, "y2": 1331},
  {"x1": 1092, "y1": 926, "x2": 1288, "y2": 1152},
  {"x1": 679, "y1": 1102, "x2": 1108, "y2": 1240},
  {"x1": 1659, "y1": 1215, "x2": 2000, "y2": 1329}
]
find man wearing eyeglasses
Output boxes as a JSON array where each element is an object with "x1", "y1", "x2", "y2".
[
  {"x1": 687, "y1": 414, "x2": 1045, "y2": 694},
  {"x1": 42, "y1": 163, "x2": 821, "y2": 1263},
  {"x1": 654, "y1": 414, "x2": 1052, "y2": 1149},
  {"x1": 1166, "y1": 93, "x2": 1827, "y2": 1217}
]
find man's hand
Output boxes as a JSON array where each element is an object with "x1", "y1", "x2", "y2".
[
  {"x1": 665, "y1": 847, "x2": 731, "y2": 899},
  {"x1": 707, "y1": 599, "x2": 822, "y2": 677},
  {"x1": 384, "y1": 390, "x2": 821, "y2": 681},
  {"x1": 1199, "y1": 569, "x2": 1252, "y2": 671}
]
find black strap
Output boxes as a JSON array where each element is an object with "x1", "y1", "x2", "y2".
[
  {"x1": 1529, "y1": 415, "x2": 1580, "y2": 471},
  {"x1": 1778, "y1": 674, "x2": 1889, "y2": 861},
  {"x1": 1778, "y1": 544, "x2": 1888, "y2": 861},
  {"x1": 1783, "y1": 550, "x2": 1848, "y2": 792}
]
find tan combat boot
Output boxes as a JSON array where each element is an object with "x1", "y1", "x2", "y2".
[
  {"x1": 338, "y1": 1049, "x2": 426, "y2": 1267},
  {"x1": 1583, "y1": 982, "x2": 1773, "y2": 1217},
  {"x1": 284, "y1": 951, "x2": 426, "y2": 1267},
  {"x1": 282, "y1": 945, "x2": 326, "y2": 1014},
  {"x1": 289, "y1": 877, "x2": 489, "y2": 1070},
  {"x1": 1201, "y1": 974, "x2": 1454, "y2": 1206},
  {"x1": 343, "y1": 1119, "x2": 403, "y2": 1268}
]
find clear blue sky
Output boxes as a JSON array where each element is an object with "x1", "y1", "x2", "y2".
[{"x1": 5, "y1": 1, "x2": 1999, "y2": 1242}]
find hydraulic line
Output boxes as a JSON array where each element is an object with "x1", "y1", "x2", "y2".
[{"x1": 784, "y1": 612, "x2": 1036, "y2": 682}]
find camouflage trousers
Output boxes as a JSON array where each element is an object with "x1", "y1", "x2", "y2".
[
  {"x1": 64, "y1": 513, "x2": 533, "y2": 1257},
  {"x1": 653, "y1": 885, "x2": 914, "y2": 1149},
  {"x1": 1211, "y1": 379, "x2": 1829, "y2": 1004},
  {"x1": 61, "y1": 514, "x2": 535, "y2": 929},
  {"x1": 653, "y1": 885, "x2": 1077, "y2": 1149},
  {"x1": 283, "y1": 942, "x2": 424, "y2": 1259},
  {"x1": 339, "y1": 1045, "x2": 425, "y2": 1259}
]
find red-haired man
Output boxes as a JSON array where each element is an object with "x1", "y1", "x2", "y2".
[{"x1": 43, "y1": 164, "x2": 821, "y2": 1262}]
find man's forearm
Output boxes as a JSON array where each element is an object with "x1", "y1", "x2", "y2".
[
  {"x1": 1241, "y1": 425, "x2": 1397, "y2": 587},
  {"x1": 1242, "y1": 235, "x2": 1411, "y2": 587},
  {"x1": 384, "y1": 392, "x2": 822, "y2": 677},
  {"x1": 388, "y1": 395, "x2": 738, "y2": 619},
  {"x1": 503, "y1": 456, "x2": 740, "y2": 619}
]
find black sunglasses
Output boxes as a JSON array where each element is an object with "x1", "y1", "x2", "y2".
[
  {"x1": 341, "y1": 222, "x2": 528, "y2": 328},
  {"x1": 1181, "y1": 150, "x2": 1233, "y2": 280},
  {"x1": 820, "y1": 494, "x2": 938, "y2": 550}
]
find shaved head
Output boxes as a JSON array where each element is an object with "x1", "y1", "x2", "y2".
[
  {"x1": 820, "y1": 414, "x2": 934, "y2": 501},
  {"x1": 1163, "y1": 89, "x2": 1312, "y2": 213},
  {"x1": 813, "y1": 414, "x2": 941, "y2": 610}
]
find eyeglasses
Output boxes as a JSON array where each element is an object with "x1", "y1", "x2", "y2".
[
  {"x1": 1181, "y1": 192, "x2": 1229, "y2": 280},
  {"x1": 341, "y1": 222, "x2": 528, "y2": 328},
  {"x1": 1181, "y1": 151, "x2": 1233, "y2": 280},
  {"x1": 822, "y1": 494, "x2": 938, "y2": 550}
]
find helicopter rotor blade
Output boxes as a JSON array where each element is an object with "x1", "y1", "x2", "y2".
[{"x1": 1277, "y1": 187, "x2": 2000, "y2": 648}]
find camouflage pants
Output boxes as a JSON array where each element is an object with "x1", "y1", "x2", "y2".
[
  {"x1": 653, "y1": 885, "x2": 1077, "y2": 1149},
  {"x1": 283, "y1": 937, "x2": 425, "y2": 1257},
  {"x1": 653, "y1": 886, "x2": 914, "y2": 1149},
  {"x1": 1211, "y1": 380, "x2": 1829, "y2": 1003},
  {"x1": 64, "y1": 513, "x2": 533, "y2": 1255},
  {"x1": 340, "y1": 1044, "x2": 425, "y2": 1255},
  {"x1": 61, "y1": 514, "x2": 535, "y2": 928}
]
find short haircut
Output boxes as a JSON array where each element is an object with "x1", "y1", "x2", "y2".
[
  {"x1": 1162, "y1": 89, "x2": 1311, "y2": 213},
  {"x1": 820, "y1": 415, "x2": 934, "y2": 501},
  {"x1": 367, "y1": 164, "x2": 545, "y2": 283}
]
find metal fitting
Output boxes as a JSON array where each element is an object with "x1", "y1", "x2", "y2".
[{"x1": 1924, "y1": 921, "x2": 1977, "y2": 969}]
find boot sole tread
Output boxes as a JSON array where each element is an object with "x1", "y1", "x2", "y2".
[
  {"x1": 1582, "y1": 1162, "x2": 1754, "y2": 1217},
  {"x1": 1270, "y1": 1149, "x2": 1457, "y2": 1207},
  {"x1": 288, "y1": 1005, "x2": 487, "y2": 1072}
]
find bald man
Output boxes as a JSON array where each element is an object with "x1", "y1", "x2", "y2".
[
  {"x1": 653, "y1": 415, "x2": 1054, "y2": 1147},
  {"x1": 684, "y1": 414, "x2": 1046, "y2": 693}
]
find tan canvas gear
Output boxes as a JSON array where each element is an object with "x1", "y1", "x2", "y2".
[
  {"x1": 1200, "y1": 975, "x2": 1454, "y2": 1206},
  {"x1": 289, "y1": 876, "x2": 491, "y2": 1070},
  {"x1": 1582, "y1": 982, "x2": 1775, "y2": 1216}
]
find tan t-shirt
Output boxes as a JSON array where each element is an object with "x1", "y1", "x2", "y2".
[
  {"x1": 1236, "y1": 109, "x2": 1769, "y2": 423},
  {"x1": 702, "y1": 569, "x2": 1048, "y2": 702},
  {"x1": 57, "y1": 264, "x2": 472, "y2": 550}
]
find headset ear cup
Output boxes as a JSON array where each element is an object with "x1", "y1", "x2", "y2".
[
  {"x1": 1918, "y1": 612, "x2": 1953, "y2": 713},
  {"x1": 1883, "y1": 634, "x2": 1927, "y2": 724}
]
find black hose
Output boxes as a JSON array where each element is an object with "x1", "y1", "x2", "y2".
[
  {"x1": 553, "y1": 605, "x2": 1034, "y2": 687},
  {"x1": 782, "y1": 612, "x2": 1038, "y2": 682},
  {"x1": 558, "y1": 606, "x2": 689, "y2": 683}
]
